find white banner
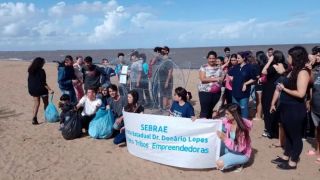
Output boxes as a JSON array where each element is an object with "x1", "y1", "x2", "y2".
[{"x1": 123, "y1": 111, "x2": 222, "y2": 169}]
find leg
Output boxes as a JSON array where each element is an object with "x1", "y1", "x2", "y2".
[
  {"x1": 316, "y1": 126, "x2": 320, "y2": 154},
  {"x1": 255, "y1": 91, "x2": 262, "y2": 119},
  {"x1": 311, "y1": 112, "x2": 320, "y2": 154},
  {"x1": 218, "y1": 151, "x2": 249, "y2": 170},
  {"x1": 199, "y1": 92, "x2": 214, "y2": 118},
  {"x1": 113, "y1": 131, "x2": 126, "y2": 145},
  {"x1": 279, "y1": 123, "x2": 286, "y2": 147},
  {"x1": 32, "y1": 97, "x2": 40, "y2": 124},
  {"x1": 239, "y1": 98, "x2": 249, "y2": 118},
  {"x1": 41, "y1": 95, "x2": 49, "y2": 110}
]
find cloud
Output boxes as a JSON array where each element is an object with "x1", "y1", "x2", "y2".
[
  {"x1": 48, "y1": 1, "x2": 66, "y2": 17},
  {"x1": 88, "y1": 4, "x2": 129, "y2": 43},
  {"x1": 0, "y1": 2, "x2": 37, "y2": 25},
  {"x1": 72, "y1": 14, "x2": 88, "y2": 27},
  {"x1": 131, "y1": 12, "x2": 153, "y2": 27}
]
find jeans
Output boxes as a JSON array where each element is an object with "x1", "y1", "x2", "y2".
[
  {"x1": 219, "y1": 143, "x2": 249, "y2": 169},
  {"x1": 114, "y1": 131, "x2": 126, "y2": 144},
  {"x1": 232, "y1": 96, "x2": 249, "y2": 118},
  {"x1": 60, "y1": 89, "x2": 77, "y2": 104}
]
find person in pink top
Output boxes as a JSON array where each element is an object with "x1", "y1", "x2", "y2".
[{"x1": 216, "y1": 103, "x2": 252, "y2": 171}]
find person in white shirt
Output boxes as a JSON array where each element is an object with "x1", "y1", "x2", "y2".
[{"x1": 76, "y1": 87, "x2": 102, "y2": 132}]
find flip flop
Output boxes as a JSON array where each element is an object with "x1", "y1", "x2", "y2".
[
  {"x1": 306, "y1": 150, "x2": 316, "y2": 156},
  {"x1": 271, "y1": 143, "x2": 283, "y2": 148}
]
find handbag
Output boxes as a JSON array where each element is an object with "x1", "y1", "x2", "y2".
[{"x1": 210, "y1": 83, "x2": 221, "y2": 93}]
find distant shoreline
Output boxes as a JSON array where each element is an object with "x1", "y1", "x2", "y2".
[{"x1": 0, "y1": 43, "x2": 318, "y2": 69}]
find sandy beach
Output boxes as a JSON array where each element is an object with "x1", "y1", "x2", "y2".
[{"x1": 0, "y1": 60, "x2": 319, "y2": 180}]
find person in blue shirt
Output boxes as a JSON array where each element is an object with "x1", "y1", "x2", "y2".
[
  {"x1": 169, "y1": 87, "x2": 195, "y2": 120},
  {"x1": 100, "y1": 58, "x2": 115, "y2": 87},
  {"x1": 57, "y1": 55, "x2": 78, "y2": 104},
  {"x1": 228, "y1": 52, "x2": 256, "y2": 118}
]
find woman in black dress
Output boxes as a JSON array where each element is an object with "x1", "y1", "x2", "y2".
[
  {"x1": 28, "y1": 57, "x2": 53, "y2": 125},
  {"x1": 261, "y1": 51, "x2": 287, "y2": 138}
]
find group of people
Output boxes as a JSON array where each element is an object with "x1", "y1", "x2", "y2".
[
  {"x1": 197, "y1": 45, "x2": 320, "y2": 170},
  {"x1": 27, "y1": 44, "x2": 320, "y2": 172}
]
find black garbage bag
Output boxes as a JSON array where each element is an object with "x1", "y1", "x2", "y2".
[{"x1": 61, "y1": 110, "x2": 82, "y2": 140}]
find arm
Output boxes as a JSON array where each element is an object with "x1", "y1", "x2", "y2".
[
  {"x1": 261, "y1": 56, "x2": 274, "y2": 75},
  {"x1": 76, "y1": 97, "x2": 86, "y2": 109},
  {"x1": 136, "y1": 71, "x2": 142, "y2": 87},
  {"x1": 270, "y1": 88, "x2": 280, "y2": 113},
  {"x1": 57, "y1": 67, "x2": 73, "y2": 87},
  {"x1": 242, "y1": 79, "x2": 256, "y2": 92},
  {"x1": 199, "y1": 71, "x2": 220, "y2": 83},
  {"x1": 278, "y1": 70, "x2": 310, "y2": 98},
  {"x1": 165, "y1": 68, "x2": 173, "y2": 86}
]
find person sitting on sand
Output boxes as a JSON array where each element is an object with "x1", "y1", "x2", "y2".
[
  {"x1": 169, "y1": 87, "x2": 195, "y2": 120},
  {"x1": 76, "y1": 87, "x2": 102, "y2": 132},
  {"x1": 58, "y1": 94, "x2": 74, "y2": 129},
  {"x1": 113, "y1": 90, "x2": 144, "y2": 145},
  {"x1": 216, "y1": 103, "x2": 252, "y2": 172},
  {"x1": 107, "y1": 84, "x2": 128, "y2": 131}
]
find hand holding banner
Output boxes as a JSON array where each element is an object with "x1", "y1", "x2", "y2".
[{"x1": 123, "y1": 111, "x2": 222, "y2": 169}]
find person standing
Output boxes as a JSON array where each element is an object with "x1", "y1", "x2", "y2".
[
  {"x1": 73, "y1": 56, "x2": 85, "y2": 101},
  {"x1": 57, "y1": 55, "x2": 78, "y2": 104},
  {"x1": 82, "y1": 56, "x2": 103, "y2": 92},
  {"x1": 228, "y1": 52, "x2": 256, "y2": 118},
  {"x1": 158, "y1": 46, "x2": 173, "y2": 110},
  {"x1": 28, "y1": 57, "x2": 53, "y2": 125},
  {"x1": 198, "y1": 51, "x2": 224, "y2": 118},
  {"x1": 306, "y1": 46, "x2": 320, "y2": 163},
  {"x1": 271, "y1": 46, "x2": 310, "y2": 170},
  {"x1": 261, "y1": 50, "x2": 287, "y2": 139},
  {"x1": 100, "y1": 58, "x2": 115, "y2": 87}
]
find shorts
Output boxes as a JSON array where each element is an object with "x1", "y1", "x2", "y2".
[
  {"x1": 159, "y1": 82, "x2": 173, "y2": 98},
  {"x1": 255, "y1": 84, "x2": 263, "y2": 92},
  {"x1": 311, "y1": 111, "x2": 320, "y2": 127}
]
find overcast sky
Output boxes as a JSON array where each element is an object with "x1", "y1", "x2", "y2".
[{"x1": 0, "y1": 0, "x2": 319, "y2": 50}]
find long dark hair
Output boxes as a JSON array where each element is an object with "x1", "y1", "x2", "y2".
[
  {"x1": 256, "y1": 51, "x2": 268, "y2": 67},
  {"x1": 124, "y1": 90, "x2": 139, "y2": 112},
  {"x1": 226, "y1": 103, "x2": 250, "y2": 145},
  {"x1": 28, "y1": 57, "x2": 45, "y2": 75},
  {"x1": 287, "y1": 46, "x2": 309, "y2": 90}
]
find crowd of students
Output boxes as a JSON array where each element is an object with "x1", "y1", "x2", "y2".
[{"x1": 27, "y1": 45, "x2": 320, "y2": 172}]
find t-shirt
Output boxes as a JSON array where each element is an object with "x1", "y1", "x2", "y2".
[
  {"x1": 107, "y1": 96, "x2": 128, "y2": 118},
  {"x1": 198, "y1": 64, "x2": 223, "y2": 92},
  {"x1": 158, "y1": 59, "x2": 173, "y2": 84},
  {"x1": 130, "y1": 60, "x2": 143, "y2": 83},
  {"x1": 312, "y1": 65, "x2": 320, "y2": 113},
  {"x1": 78, "y1": 96, "x2": 102, "y2": 116},
  {"x1": 170, "y1": 101, "x2": 195, "y2": 118},
  {"x1": 100, "y1": 66, "x2": 115, "y2": 85},
  {"x1": 228, "y1": 64, "x2": 256, "y2": 99},
  {"x1": 82, "y1": 64, "x2": 102, "y2": 90}
]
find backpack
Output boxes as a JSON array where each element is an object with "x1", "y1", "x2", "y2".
[
  {"x1": 45, "y1": 93, "x2": 59, "y2": 123},
  {"x1": 61, "y1": 110, "x2": 83, "y2": 140},
  {"x1": 88, "y1": 109, "x2": 114, "y2": 139}
]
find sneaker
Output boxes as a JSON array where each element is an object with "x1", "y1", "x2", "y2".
[
  {"x1": 233, "y1": 165, "x2": 243, "y2": 173},
  {"x1": 276, "y1": 162, "x2": 297, "y2": 170},
  {"x1": 262, "y1": 132, "x2": 271, "y2": 138},
  {"x1": 271, "y1": 156, "x2": 289, "y2": 165}
]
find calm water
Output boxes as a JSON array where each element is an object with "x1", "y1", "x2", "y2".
[{"x1": 0, "y1": 44, "x2": 317, "y2": 69}]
